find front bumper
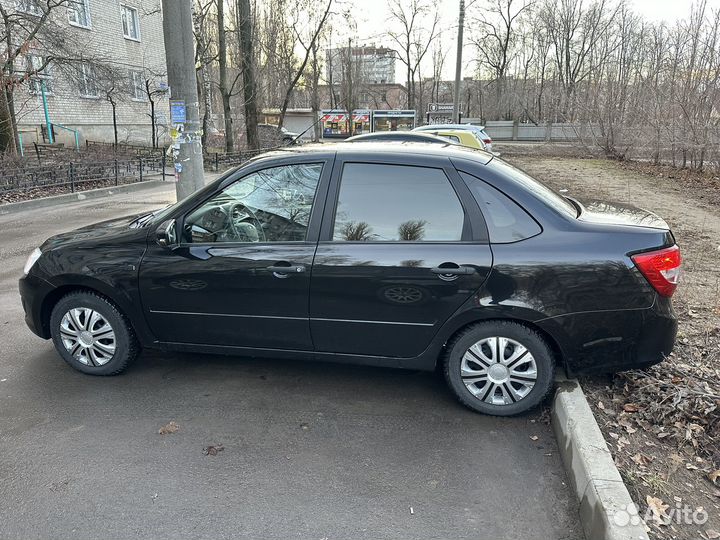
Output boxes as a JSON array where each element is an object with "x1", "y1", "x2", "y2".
[{"x1": 19, "y1": 273, "x2": 54, "y2": 339}]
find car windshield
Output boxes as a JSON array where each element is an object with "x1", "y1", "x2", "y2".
[{"x1": 489, "y1": 159, "x2": 578, "y2": 218}]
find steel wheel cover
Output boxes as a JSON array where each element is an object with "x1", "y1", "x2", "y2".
[
  {"x1": 59, "y1": 307, "x2": 116, "y2": 366},
  {"x1": 460, "y1": 336, "x2": 538, "y2": 406}
]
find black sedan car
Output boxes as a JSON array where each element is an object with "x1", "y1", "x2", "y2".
[{"x1": 19, "y1": 143, "x2": 680, "y2": 415}]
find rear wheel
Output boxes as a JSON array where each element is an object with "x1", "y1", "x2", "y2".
[
  {"x1": 443, "y1": 321, "x2": 554, "y2": 416},
  {"x1": 50, "y1": 292, "x2": 139, "y2": 375}
]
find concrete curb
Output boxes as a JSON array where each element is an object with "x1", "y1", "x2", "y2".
[
  {"x1": 552, "y1": 379, "x2": 649, "y2": 540},
  {"x1": 0, "y1": 179, "x2": 171, "y2": 215}
]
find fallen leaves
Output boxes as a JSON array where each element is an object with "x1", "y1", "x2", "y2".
[
  {"x1": 203, "y1": 444, "x2": 224, "y2": 456},
  {"x1": 158, "y1": 421, "x2": 179, "y2": 435},
  {"x1": 709, "y1": 470, "x2": 720, "y2": 484},
  {"x1": 646, "y1": 495, "x2": 670, "y2": 524}
]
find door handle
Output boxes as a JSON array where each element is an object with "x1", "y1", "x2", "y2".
[
  {"x1": 430, "y1": 264, "x2": 476, "y2": 276},
  {"x1": 267, "y1": 263, "x2": 306, "y2": 274}
]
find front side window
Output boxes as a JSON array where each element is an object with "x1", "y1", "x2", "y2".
[
  {"x1": 121, "y1": 5, "x2": 140, "y2": 40},
  {"x1": 332, "y1": 163, "x2": 465, "y2": 242},
  {"x1": 129, "y1": 69, "x2": 145, "y2": 100},
  {"x1": 68, "y1": 0, "x2": 91, "y2": 27},
  {"x1": 183, "y1": 163, "x2": 323, "y2": 244},
  {"x1": 460, "y1": 172, "x2": 541, "y2": 243}
]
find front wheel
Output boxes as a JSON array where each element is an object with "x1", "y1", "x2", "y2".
[
  {"x1": 443, "y1": 321, "x2": 555, "y2": 416},
  {"x1": 50, "y1": 291, "x2": 139, "y2": 375}
]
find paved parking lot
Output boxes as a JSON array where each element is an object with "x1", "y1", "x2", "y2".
[{"x1": 0, "y1": 183, "x2": 582, "y2": 539}]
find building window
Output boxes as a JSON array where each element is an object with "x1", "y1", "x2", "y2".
[
  {"x1": 27, "y1": 55, "x2": 53, "y2": 95},
  {"x1": 129, "y1": 69, "x2": 145, "y2": 100},
  {"x1": 16, "y1": 0, "x2": 43, "y2": 16},
  {"x1": 121, "y1": 5, "x2": 140, "y2": 40},
  {"x1": 79, "y1": 63, "x2": 98, "y2": 97},
  {"x1": 68, "y1": 0, "x2": 91, "y2": 28}
]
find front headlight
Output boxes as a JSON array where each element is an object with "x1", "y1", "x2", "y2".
[{"x1": 23, "y1": 247, "x2": 42, "y2": 275}]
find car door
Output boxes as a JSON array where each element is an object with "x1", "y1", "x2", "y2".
[
  {"x1": 139, "y1": 158, "x2": 332, "y2": 350},
  {"x1": 309, "y1": 156, "x2": 493, "y2": 359}
]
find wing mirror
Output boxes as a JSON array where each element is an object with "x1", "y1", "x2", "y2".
[{"x1": 156, "y1": 219, "x2": 177, "y2": 248}]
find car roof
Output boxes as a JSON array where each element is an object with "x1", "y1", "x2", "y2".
[
  {"x1": 415, "y1": 124, "x2": 486, "y2": 132},
  {"x1": 345, "y1": 132, "x2": 459, "y2": 144},
  {"x1": 243, "y1": 141, "x2": 494, "y2": 166}
]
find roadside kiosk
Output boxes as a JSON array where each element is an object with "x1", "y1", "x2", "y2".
[{"x1": 371, "y1": 110, "x2": 416, "y2": 132}]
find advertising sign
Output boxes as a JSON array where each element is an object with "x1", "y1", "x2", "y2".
[
  {"x1": 427, "y1": 103, "x2": 461, "y2": 124},
  {"x1": 170, "y1": 100, "x2": 186, "y2": 124}
]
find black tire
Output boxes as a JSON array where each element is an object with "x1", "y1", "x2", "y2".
[
  {"x1": 443, "y1": 321, "x2": 555, "y2": 416},
  {"x1": 49, "y1": 291, "x2": 140, "y2": 376}
]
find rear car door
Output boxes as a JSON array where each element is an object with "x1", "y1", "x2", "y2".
[
  {"x1": 139, "y1": 158, "x2": 332, "y2": 350},
  {"x1": 309, "y1": 156, "x2": 493, "y2": 359}
]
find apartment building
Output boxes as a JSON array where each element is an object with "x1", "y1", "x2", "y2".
[
  {"x1": 7, "y1": 0, "x2": 168, "y2": 147},
  {"x1": 325, "y1": 46, "x2": 397, "y2": 86}
]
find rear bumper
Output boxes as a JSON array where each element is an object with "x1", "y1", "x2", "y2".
[
  {"x1": 536, "y1": 297, "x2": 677, "y2": 376},
  {"x1": 19, "y1": 273, "x2": 54, "y2": 339}
]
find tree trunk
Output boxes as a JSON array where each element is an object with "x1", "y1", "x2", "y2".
[
  {"x1": 150, "y1": 97, "x2": 157, "y2": 148},
  {"x1": 217, "y1": 0, "x2": 235, "y2": 152},
  {"x1": 111, "y1": 100, "x2": 118, "y2": 147},
  {"x1": 5, "y1": 84, "x2": 20, "y2": 152},
  {"x1": 0, "y1": 79, "x2": 17, "y2": 154},
  {"x1": 237, "y1": 0, "x2": 258, "y2": 150},
  {"x1": 310, "y1": 43, "x2": 321, "y2": 142}
]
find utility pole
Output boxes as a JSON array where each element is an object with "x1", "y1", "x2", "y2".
[
  {"x1": 452, "y1": 0, "x2": 465, "y2": 123},
  {"x1": 161, "y1": 0, "x2": 205, "y2": 200}
]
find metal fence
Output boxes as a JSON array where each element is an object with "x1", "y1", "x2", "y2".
[
  {"x1": 204, "y1": 149, "x2": 269, "y2": 172},
  {"x1": 85, "y1": 140, "x2": 164, "y2": 157},
  {"x1": 478, "y1": 120, "x2": 603, "y2": 141},
  {"x1": 0, "y1": 155, "x2": 166, "y2": 194}
]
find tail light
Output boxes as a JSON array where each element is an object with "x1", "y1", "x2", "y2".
[
  {"x1": 631, "y1": 245, "x2": 681, "y2": 297},
  {"x1": 483, "y1": 138, "x2": 492, "y2": 145}
]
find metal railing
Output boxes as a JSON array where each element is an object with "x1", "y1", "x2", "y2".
[
  {"x1": 85, "y1": 140, "x2": 164, "y2": 157},
  {"x1": 203, "y1": 148, "x2": 270, "y2": 172},
  {"x1": 0, "y1": 155, "x2": 167, "y2": 194}
]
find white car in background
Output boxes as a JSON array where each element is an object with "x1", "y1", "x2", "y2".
[{"x1": 413, "y1": 123, "x2": 494, "y2": 153}]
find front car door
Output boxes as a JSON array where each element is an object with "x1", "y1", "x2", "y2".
[
  {"x1": 139, "y1": 157, "x2": 333, "y2": 351},
  {"x1": 309, "y1": 155, "x2": 493, "y2": 362}
]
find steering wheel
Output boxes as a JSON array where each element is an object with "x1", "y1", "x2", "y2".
[{"x1": 229, "y1": 203, "x2": 266, "y2": 242}]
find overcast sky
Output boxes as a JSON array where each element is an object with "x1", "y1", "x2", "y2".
[{"x1": 337, "y1": 0, "x2": 720, "y2": 82}]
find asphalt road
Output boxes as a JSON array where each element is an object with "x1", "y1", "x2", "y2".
[{"x1": 0, "y1": 183, "x2": 583, "y2": 539}]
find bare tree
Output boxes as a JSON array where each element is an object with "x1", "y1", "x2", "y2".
[
  {"x1": 193, "y1": 0, "x2": 218, "y2": 149},
  {"x1": 218, "y1": 0, "x2": 240, "y2": 151},
  {"x1": 470, "y1": 0, "x2": 534, "y2": 119},
  {"x1": 0, "y1": 0, "x2": 73, "y2": 151},
  {"x1": 144, "y1": 75, "x2": 167, "y2": 149},
  {"x1": 387, "y1": 0, "x2": 439, "y2": 109},
  {"x1": 277, "y1": 0, "x2": 332, "y2": 129}
]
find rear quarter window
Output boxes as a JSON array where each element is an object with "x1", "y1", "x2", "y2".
[{"x1": 459, "y1": 172, "x2": 541, "y2": 243}]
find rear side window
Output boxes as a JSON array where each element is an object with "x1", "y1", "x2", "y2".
[
  {"x1": 333, "y1": 163, "x2": 465, "y2": 241},
  {"x1": 460, "y1": 172, "x2": 541, "y2": 243}
]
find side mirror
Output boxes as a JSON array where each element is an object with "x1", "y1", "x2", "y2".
[{"x1": 156, "y1": 219, "x2": 177, "y2": 248}]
